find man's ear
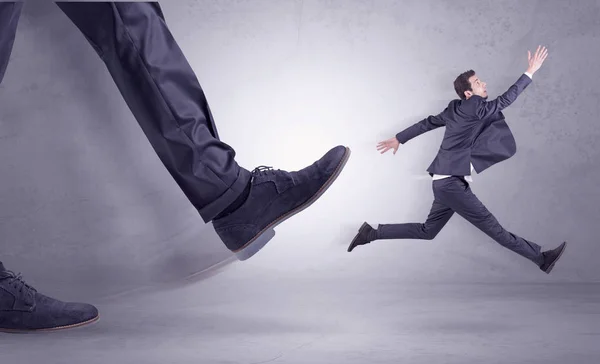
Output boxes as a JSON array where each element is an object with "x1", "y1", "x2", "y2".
[{"x1": 464, "y1": 90, "x2": 473, "y2": 99}]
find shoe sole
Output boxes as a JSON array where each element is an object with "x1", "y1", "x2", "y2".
[
  {"x1": 0, "y1": 314, "x2": 99, "y2": 333},
  {"x1": 543, "y1": 241, "x2": 567, "y2": 274},
  {"x1": 233, "y1": 146, "x2": 352, "y2": 261},
  {"x1": 347, "y1": 222, "x2": 369, "y2": 252}
]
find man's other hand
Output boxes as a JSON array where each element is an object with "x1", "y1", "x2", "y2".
[{"x1": 377, "y1": 137, "x2": 400, "y2": 155}]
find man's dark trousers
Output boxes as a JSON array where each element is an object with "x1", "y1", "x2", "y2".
[
  {"x1": 377, "y1": 176, "x2": 544, "y2": 266},
  {"x1": 0, "y1": 1, "x2": 250, "y2": 225}
]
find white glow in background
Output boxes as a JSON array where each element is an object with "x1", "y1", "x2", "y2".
[{"x1": 158, "y1": 1, "x2": 599, "y2": 282}]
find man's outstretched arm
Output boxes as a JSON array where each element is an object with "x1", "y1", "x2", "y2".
[
  {"x1": 377, "y1": 110, "x2": 447, "y2": 155},
  {"x1": 395, "y1": 111, "x2": 448, "y2": 145},
  {"x1": 466, "y1": 45, "x2": 549, "y2": 120}
]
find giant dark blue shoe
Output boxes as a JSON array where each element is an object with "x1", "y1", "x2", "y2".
[
  {"x1": 213, "y1": 145, "x2": 351, "y2": 260},
  {"x1": 0, "y1": 265, "x2": 99, "y2": 332}
]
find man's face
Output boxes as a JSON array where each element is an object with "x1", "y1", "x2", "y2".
[{"x1": 465, "y1": 74, "x2": 487, "y2": 99}]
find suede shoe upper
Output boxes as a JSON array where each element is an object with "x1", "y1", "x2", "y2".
[
  {"x1": 0, "y1": 270, "x2": 98, "y2": 331},
  {"x1": 213, "y1": 146, "x2": 348, "y2": 252}
]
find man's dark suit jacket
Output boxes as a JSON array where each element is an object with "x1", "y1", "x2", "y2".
[{"x1": 395, "y1": 74, "x2": 532, "y2": 177}]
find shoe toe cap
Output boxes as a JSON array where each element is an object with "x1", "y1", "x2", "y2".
[
  {"x1": 64, "y1": 302, "x2": 99, "y2": 323},
  {"x1": 35, "y1": 294, "x2": 99, "y2": 328},
  {"x1": 320, "y1": 145, "x2": 349, "y2": 172}
]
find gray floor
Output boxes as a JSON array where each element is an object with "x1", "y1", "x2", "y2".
[
  {"x1": 2, "y1": 1, "x2": 600, "y2": 363},
  {"x1": 2, "y1": 264, "x2": 600, "y2": 364}
]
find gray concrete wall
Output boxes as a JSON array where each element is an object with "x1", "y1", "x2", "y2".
[{"x1": 1, "y1": 0, "x2": 599, "y2": 301}]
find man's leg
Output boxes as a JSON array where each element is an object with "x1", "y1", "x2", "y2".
[
  {"x1": 433, "y1": 176, "x2": 565, "y2": 271},
  {"x1": 347, "y1": 194, "x2": 454, "y2": 252},
  {"x1": 55, "y1": 2, "x2": 351, "y2": 260},
  {"x1": 0, "y1": 1, "x2": 21, "y2": 85},
  {"x1": 377, "y1": 199, "x2": 454, "y2": 240},
  {"x1": 56, "y1": 1, "x2": 250, "y2": 222},
  {"x1": 0, "y1": 2, "x2": 98, "y2": 333},
  {"x1": 0, "y1": 0, "x2": 20, "y2": 275}
]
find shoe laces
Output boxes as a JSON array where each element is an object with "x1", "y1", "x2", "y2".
[
  {"x1": 0, "y1": 271, "x2": 37, "y2": 295},
  {"x1": 251, "y1": 165, "x2": 278, "y2": 176}
]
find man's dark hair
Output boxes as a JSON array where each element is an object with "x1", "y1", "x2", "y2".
[{"x1": 454, "y1": 70, "x2": 475, "y2": 100}]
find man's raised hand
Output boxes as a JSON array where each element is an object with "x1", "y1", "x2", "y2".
[{"x1": 527, "y1": 45, "x2": 549, "y2": 74}]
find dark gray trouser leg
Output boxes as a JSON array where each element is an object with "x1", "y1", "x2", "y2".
[
  {"x1": 377, "y1": 199, "x2": 454, "y2": 240},
  {"x1": 55, "y1": 2, "x2": 251, "y2": 223},
  {"x1": 0, "y1": 2, "x2": 23, "y2": 268},
  {"x1": 0, "y1": 2, "x2": 22, "y2": 85},
  {"x1": 433, "y1": 177, "x2": 544, "y2": 266}
]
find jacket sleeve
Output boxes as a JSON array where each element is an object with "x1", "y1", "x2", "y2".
[
  {"x1": 463, "y1": 73, "x2": 532, "y2": 120},
  {"x1": 395, "y1": 110, "x2": 447, "y2": 144}
]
